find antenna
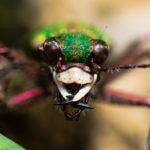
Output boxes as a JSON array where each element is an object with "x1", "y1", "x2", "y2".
[{"x1": 101, "y1": 26, "x2": 108, "y2": 37}]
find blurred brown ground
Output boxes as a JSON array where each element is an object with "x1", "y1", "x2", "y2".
[{"x1": 0, "y1": 0, "x2": 150, "y2": 150}]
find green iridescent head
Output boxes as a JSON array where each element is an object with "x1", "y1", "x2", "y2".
[
  {"x1": 42, "y1": 30, "x2": 110, "y2": 66},
  {"x1": 58, "y1": 31, "x2": 94, "y2": 63},
  {"x1": 29, "y1": 22, "x2": 111, "y2": 66}
]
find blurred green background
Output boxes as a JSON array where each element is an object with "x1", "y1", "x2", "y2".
[{"x1": 0, "y1": 0, "x2": 150, "y2": 150}]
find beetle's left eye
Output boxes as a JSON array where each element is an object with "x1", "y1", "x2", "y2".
[
  {"x1": 92, "y1": 40, "x2": 110, "y2": 65},
  {"x1": 43, "y1": 38, "x2": 61, "y2": 65}
]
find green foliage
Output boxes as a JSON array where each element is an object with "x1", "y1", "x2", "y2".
[{"x1": 0, "y1": 134, "x2": 25, "y2": 150}]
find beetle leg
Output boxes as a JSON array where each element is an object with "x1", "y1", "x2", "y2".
[
  {"x1": 0, "y1": 46, "x2": 52, "y2": 110},
  {"x1": 103, "y1": 50, "x2": 150, "y2": 84},
  {"x1": 89, "y1": 47, "x2": 150, "y2": 83},
  {"x1": 96, "y1": 89, "x2": 150, "y2": 107},
  {"x1": 0, "y1": 46, "x2": 51, "y2": 82}
]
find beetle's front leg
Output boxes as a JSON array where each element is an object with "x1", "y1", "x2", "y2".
[{"x1": 0, "y1": 46, "x2": 53, "y2": 111}]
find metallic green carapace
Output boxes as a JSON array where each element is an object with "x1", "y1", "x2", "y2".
[{"x1": 29, "y1": 22, "x2": 112, "y2": 63}]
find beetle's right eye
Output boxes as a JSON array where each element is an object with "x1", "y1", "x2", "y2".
[{"x1": 43, "y1": 39, "x2": 61, "y2": 65}]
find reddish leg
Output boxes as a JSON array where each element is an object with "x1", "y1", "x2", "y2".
[
  {"x1": 0, "y1": 47, "x2": 51, "y2": 110},
  {"x1": 96, "y1": 89, "x2": 150, "y2": 107}
]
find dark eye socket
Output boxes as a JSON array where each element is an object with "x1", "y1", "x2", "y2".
[
  {"x1": 92, "y1": 40, "x2": 110, "y2": 65},
  {"x1": 43, "y1": 38, "x2": 61, "y2": 65}
]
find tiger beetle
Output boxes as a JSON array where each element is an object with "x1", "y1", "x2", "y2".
[{"x1": 0, "y1": 22, "x2": 150, "y2": 121}]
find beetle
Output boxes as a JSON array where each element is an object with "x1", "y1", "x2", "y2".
[{"x1": 0, "y1": 22, "x2": 150, "y2": 121}]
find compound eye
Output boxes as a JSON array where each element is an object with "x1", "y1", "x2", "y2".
[
  {"x1": 43, "y1": 38, "x2": 61, "y2": 65},
  {"x1": 92, "y1": 40, "x2": 110, "y2": 65}
]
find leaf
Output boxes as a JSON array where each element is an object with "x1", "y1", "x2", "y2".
[{"x1": 0, "y1": 134, "x2": 25, "y2": 150}]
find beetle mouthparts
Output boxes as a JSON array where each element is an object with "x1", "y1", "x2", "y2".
[
  {"x1": 53, "y1": 68, "x2": 98, "y2": 102},
  {"x1": 54, "y1": 101, "x2": 94, "y2": 109}
]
